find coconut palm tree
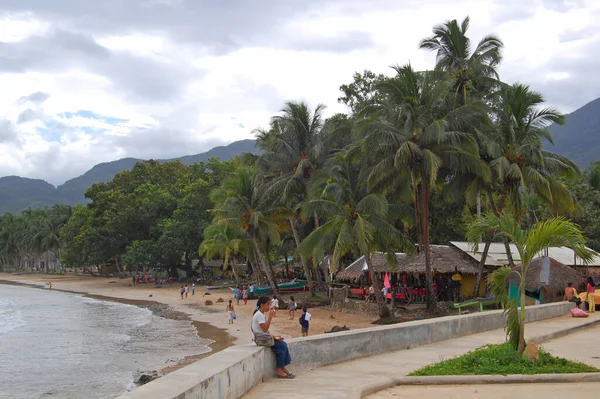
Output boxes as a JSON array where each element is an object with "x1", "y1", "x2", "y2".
[
  {"x1": 420, "y1": 16, "x2": 503, "y2": 105},
  {"x1": 467, "y1": 213, "x2": 595, "y2": 353},
  {"x1": 211, "y1": 167, "x2": 282, "y2": 294},
  {"x1": 358, "y1": 63, "x2": 488, "y2": 309},
  {"x1": 468, "y1": 83, "x2": 579, "y2": 294},
  {"x1": 199, "y1": 223, "x2": 248, "y2": 286},
  {"x1": 300, "y1": 154, "x2": 413, "y2": 312}
]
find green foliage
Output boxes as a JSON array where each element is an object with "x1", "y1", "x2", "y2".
[{"x1": 410, "y1": 343, "x2": 598, "y2": 376}]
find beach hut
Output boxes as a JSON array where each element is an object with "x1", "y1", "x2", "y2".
[
  {"x1": 335, "y1": 245, "x2": 483, "y2": 300},
  {"x1": 507, "y1": 256, "x2": 583, "y2": 305}
]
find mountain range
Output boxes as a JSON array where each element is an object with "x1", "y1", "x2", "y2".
[
  {"x1": 0, "y1": 139, "x2": 258, "y2": 215},
  {"x1": 547, "y1": 97, "x2": 600, "y2": 168}
]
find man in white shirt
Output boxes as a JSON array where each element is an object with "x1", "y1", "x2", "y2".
[{"x1": 271, "y1": 295, "x2": 279, "y2": 309}]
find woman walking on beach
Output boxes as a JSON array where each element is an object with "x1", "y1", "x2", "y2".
[
  {"x1": 252, "y1": 296, "x2": 295, "y2": 379},
  {"x1": 587, "y1": 277, "x2": 596, "y2": 312},
  {"x1": 179, "y1": 285, "x2": 184, "y2": 300},
  {"x1": 226, "y1": 300, "x2": 236, "y2": 324},
  {"x1": 184, "y1": 284, "x2": 189, "y2": 298},
  {"x1": 242, "y1": 286, "x2": 248, "y2": 305}
]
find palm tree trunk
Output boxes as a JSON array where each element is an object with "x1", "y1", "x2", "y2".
[
  {"x1": 114, "y1": 256, "x2": 125, "y2": 278},
  {"x1": 289, "y1": 218, "x2": 315, "y2": 294},
  {"x1": 252, "y1": 237, "x2": 279, "y2": 294},
  {"x1": 420, "y1": 171, "x2": 435, "y2": 311},
  {"x1": 364, "y1": 251, "x2": 383, "y2": 307},
  {"x1": 503, "y1": 237, "x2": 515, "y2": 266},
  {"x1": 224, "y1": 252, "x2": 240, "y2": 287},
  {"x1": 283, "y1": 251, "x2": 290, "y2": 278},
  {"x1": 473, "y1": 233, "x2": 493, "y2": 297},
  {"x1": 519, "y1": 276, "x2": 526, "y2": 353}
]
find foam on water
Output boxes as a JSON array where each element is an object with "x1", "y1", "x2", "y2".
[
  {"x1": 0, "y1": 284, "x2": 213, "y2": 399},
  {"x1": 0, "y1": 299, "x2": 26, "y2": 334}
]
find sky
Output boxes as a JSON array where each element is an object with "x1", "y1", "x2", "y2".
[{"x1": 1, "y1": 0, "x2": 599, "y2": 186}]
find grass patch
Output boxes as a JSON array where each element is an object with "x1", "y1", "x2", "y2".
[
  {"x1": 308, "y1": 295, "x2": 325, "y2": 302},
  {"x1": 410, "y1": 343, "x2": 598, "y2": 376}
]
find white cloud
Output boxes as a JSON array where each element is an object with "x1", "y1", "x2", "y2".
[{"x1": 1, "y1": 0, "x2": 600, "y2": 185}]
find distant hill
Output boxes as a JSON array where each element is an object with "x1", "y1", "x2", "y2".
[
  {"x1": 547, "y1": 97, "x2": 600, "y2": 168},
  {"x1": 0, "y1": 139, "x2": 258, "y2": 214}
]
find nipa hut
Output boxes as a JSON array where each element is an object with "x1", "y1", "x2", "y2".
[
  {"x1": 335, "y1": 245, "x2": 484, "y2": 300},
  {"x1": 508, "y1": 256, "x2": 583, "y2": 304}
]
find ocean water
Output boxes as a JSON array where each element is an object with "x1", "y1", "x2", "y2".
[{"x1": 0, "y1": 284, "x2": 212, "y2": 399}]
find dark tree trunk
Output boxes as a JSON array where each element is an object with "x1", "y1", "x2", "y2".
[{"x1": 420, "y1": 170, "x2": 435, "y2": 311}]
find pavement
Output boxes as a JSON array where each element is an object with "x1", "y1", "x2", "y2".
[{"x1": 243, "y1": 313, "x2": 600, "y2": 399}]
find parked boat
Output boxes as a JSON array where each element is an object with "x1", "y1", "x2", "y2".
[{"x1": 251, "y1": 279, "x2": 307, "y2": 295}]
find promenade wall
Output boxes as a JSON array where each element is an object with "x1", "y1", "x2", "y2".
[{"x1": 117, "y1": 301, "x2": 574, "y2": 399}]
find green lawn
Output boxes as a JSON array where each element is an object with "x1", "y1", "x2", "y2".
[{"x1": 410, "y1": 343, "x2": 598, "y2": 376}]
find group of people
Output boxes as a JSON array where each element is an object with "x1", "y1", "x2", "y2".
[
  {"x1": 179, "y1": 283, "x2": 196, "y2": 299},
  {"x1": 565, "y1": 277, "x2": 596, "y2": 312},
  {"x1": 234, "y1": 285, "x2": 251, "y2": 305}
]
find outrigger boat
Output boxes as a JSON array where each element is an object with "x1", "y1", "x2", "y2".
[{"x1": 230, "y1": 279, "x2": 308, "y2": 295}]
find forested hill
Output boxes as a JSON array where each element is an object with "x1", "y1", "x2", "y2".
[
  {"x1": 547, "y1": 97, "x2": 600, "y2": 168},
  {"x1": 0, "y1": 139, "x2": 258, "y2": 214}
]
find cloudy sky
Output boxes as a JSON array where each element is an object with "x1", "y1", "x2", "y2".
[{"x1": 1, "y1": 0, "x2": 599, "y2": 185}]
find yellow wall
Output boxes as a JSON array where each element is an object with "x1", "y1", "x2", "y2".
[{"x1": 460, "y1": 274, "x2": 487, "y2": 299}]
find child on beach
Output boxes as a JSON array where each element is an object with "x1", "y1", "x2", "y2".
[
  {"x1": 288, "y1": 296, "x2": 297, "y2": 320},
  {"x1": 299, "y1": 306, "x2": 311, "y2": 337},
  {"x1": 184, "y1": 284, "x2": 189, "y2": 298},
  {"x1": 235, "y1": 287, "x2": 242, "y2": 305},
  {"x1": 271, "y1": 295, "x2": 279, "y2": 310},
  {"x1": 242, "y1": 287, "x2": 248, "y2": 305},
  {"x1": 226, "y1": 300, "x2": 236, "y2": 324},
  {"x1": 192, "y1": 283, "x2": 195, "y2": 295},
  {"x1": 179, "y1": 285, "x2": 184, "y2": 299}
]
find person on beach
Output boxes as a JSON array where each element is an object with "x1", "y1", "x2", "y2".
[
  {"x1": 242, "y1": 286, "x2": 248, "y2": 305},
  {"x1": 288, "y1": 296, "x2": 297, "y2": 320},
  {"x1": 192, "y1": 283, "x2": 195, "y2": 296},
  {"x1": 179, "y1": 285, "x2": 184, "y2": 300},
  {"x1": 235, "y1": 287, "x2": 242, "y2": 305},
  {"x1": 49, "y1": 282, "x2": 52, "y2": 290},
  {"x1": 271, "y1": 295, "x2": 279, "y2": 310},
  {"x1": 132, "y1": 275, "x2": 136, "y2": 286},
  {"x1": 226, "y1": 300, "x2": 236, "y2": 324},
  {"x1": 299, "y1": 305, "x2": 311, "y2": 336},
  {"x1": 587, "y1": 277, "x2": 596, "y2": 312},
  {"x1": 564, "y1": 282, "x2": 581, "y2": 308},
  {"x1": 252, "y1": 296, "x2": 294, "y2": 379},
  {"x1": 249, "y1": 284, "x2": 255, "y2": 300},
  {"x1": 184, "y1": 284, "x2": 189, "y2": 298}
]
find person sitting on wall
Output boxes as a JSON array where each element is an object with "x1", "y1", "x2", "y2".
[{"x1": 564, "y1": 282, "x2": 581, "y2": 308}]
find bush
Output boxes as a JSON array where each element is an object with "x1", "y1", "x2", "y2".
[{"x1": 410, "y1": 343, "x2": 598, "y2": 376}]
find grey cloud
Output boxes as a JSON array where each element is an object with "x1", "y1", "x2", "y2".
[
  {"x1": 17, "y1": 92, "x2": 50, "y2": 106},
  {"x1": 0, "y1": 29, "x2": 195, "y2": 102},
  {"x1": 0, "y1": 0, "x2": 375, "y2": 55},
  {"x1": 541, "y1": 0, "x2": 585, "y2": 12},
  {"x1": 285, "y1": 31, "x2": 374, "y2": 53},
  {"x1": 0, "y1": 119, "x2": 19, "y2": 144},
  {"x1": 16, "y1": 109, "x2": 41, "y2": 124}
]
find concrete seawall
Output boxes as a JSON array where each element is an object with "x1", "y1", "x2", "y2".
[{"x1": 117, "y1": 301, "x2": 574, "y2": 399}]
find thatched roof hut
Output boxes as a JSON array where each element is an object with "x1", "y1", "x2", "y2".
[
  {"x1": 336, "y1": 245, "x2": 480, "y2": 282},
  {"x1": 508, "y1": 257, "x2": 583, "y2": 295}
]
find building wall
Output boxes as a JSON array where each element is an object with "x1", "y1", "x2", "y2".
[{"x1": 460, "y1": 274, "x2": 487, "y2": 299}]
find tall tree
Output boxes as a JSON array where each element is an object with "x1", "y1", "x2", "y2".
[
  {"x1": 300, "y1": 154, "x2": 413, "y2": 313},
  {"x1": 211, "y1": 167, "x2": 281, "y2": 293},
  {"x1": 420, "y1": 16, "x2": 503, "y2": 105},
  {"x1": 360, "y1": 64, "x2": 487, "y2": 309}
]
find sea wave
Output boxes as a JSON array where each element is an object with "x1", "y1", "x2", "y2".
[{"x1": 0, "y1": 299, "x2": 26, "y2": 335}]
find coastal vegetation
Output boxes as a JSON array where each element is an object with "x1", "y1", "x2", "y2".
[
  {"x1": 2, "y1": 16, "x2": 600, "y2": 314},
  {"x1": 409, "y1": 343, "x2": 598, "y2": 376}
]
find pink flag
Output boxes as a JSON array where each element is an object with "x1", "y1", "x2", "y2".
[{"x1": 384, "y1": 272, "x2": 391, "y2": 289}]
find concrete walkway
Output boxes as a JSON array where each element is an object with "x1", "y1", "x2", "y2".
[
  {"x1": 371, "y1": 324, "x2": 600, "y2": 398},
  {"x1": 244, "y1": 313, "x2": 600, "y2": 399}
]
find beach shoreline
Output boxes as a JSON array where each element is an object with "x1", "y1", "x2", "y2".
[{"x1": 0, "y1": 272, "x2": 377, "y2": 389}]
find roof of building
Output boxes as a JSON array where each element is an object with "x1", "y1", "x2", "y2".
[
  {"x1": 508, "y1": 256, "x2": 584, "y2": 293},
  {"x1": 335, "y1": 245, "x2": 480, "y2": 282},
  {"x1": 450, "y1": 241, "x2": 600, "y2": 267}
]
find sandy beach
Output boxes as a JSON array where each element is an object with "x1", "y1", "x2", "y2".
[{"x1": 0, "y1": 273, "x2": 376, "y2": 374}]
